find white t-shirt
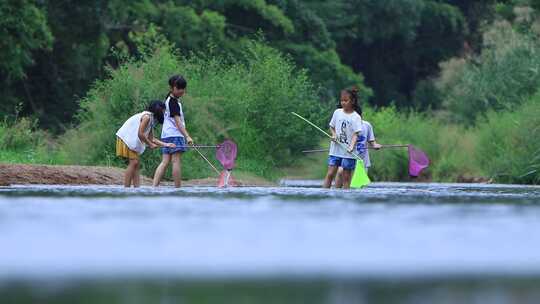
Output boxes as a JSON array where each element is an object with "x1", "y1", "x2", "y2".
[
  {"x1": 356, "y1": 120, "x2": 376, "y2": 168},
  {"x1": 116, "y1": 111, "x2": 154, "y2": 154},
  {"x1": 328, "y1": 109, "x2": 362, "y2": 159},
  {"x1": 161, "y1": 95, "x2": 186, "y2": 138}
]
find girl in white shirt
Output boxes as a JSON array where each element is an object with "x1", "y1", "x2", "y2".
[
  {"x1": 153, "y1": 75, "x2": 194, "y2": 188},
  {"x1": 323, "y1": 87, "x2": 363, "y2": 189},
  {"x1": 116, "y1": 100, "x2": 175, "y2": 187}
]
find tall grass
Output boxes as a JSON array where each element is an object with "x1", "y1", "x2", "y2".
[
  {"x1": 363, "y1": 106, "x2": 480, "y2": 182},
  {"x1": 0, "y1": 118, "x2": 62, "y2": 164},
  {"x1": 475, "y1": 92, "x2": 540, "y2": 184}
]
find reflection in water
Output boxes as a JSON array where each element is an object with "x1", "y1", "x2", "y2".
[
  {"x1": 4, "y1": 278, "x2": 540, "y2": 304},
  {"x1": 1, "y1": 182, "x2": 540, "y2": 303}
]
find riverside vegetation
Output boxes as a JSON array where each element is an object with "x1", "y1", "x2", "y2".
[{"x1": 1, "y1": 1, "x2": 539, "y2": 184}]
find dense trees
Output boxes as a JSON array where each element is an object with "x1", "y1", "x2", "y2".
[
  {"x1": 0, "y1": 0, "x2": 519, "y2": 129},
  {"x1": 0, "y1": 0, "x2": 53, "y2": 117}
]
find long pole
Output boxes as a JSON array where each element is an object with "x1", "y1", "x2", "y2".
[
  {"x1": 190, "y1": 144, "x2": 221, "y2": 175},
  {"x1": 291, "y1": 112, "x2": 364, "y2": 162},
  {"x1": 302, "y1": 144, "x2": 409, "y2": 153}
]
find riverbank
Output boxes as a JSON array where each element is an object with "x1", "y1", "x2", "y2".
[{"x1": 0, "y1": 164, "x2": 275, "y2": 187}]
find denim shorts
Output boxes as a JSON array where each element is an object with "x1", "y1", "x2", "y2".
[
  {"x1": 328, "y1": 155, "x2": 357, "y2": 170},
  {"x1": 161, "y1": 137, "x2": 187, "y2": 154}
]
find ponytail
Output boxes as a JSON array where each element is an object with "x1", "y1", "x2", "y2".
[{"x1": 340, "y1": 86, "x2": 363, "y2": 116}]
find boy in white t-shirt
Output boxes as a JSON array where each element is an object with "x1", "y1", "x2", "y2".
[
  {"x1": 335, "y1": 120, "x2": 382, "y2": 188},
  {"x1": 323, "y1": 88, "x2": 363, "y2": 189}
]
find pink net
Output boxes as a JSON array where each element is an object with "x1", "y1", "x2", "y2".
[
  {"x1": 216, "y1": 139, "x2": 237, "y2": 170},
  {"x1": 408, "y1": 145, "x2": 430, "y2": 177}
]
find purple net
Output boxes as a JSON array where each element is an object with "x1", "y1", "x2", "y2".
[
  {"x1": 216, "y1": 139, "x2": 237, "y2": 170},
  {"x1": 408, "y1": 145, "x2": 430, "y2": 177}
]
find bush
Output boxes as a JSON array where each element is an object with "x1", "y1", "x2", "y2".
[
  {"x1": 363, "y1": 106, "x2": 480, "y2": 182},
  {"x1": 0, "y1": 118, "x2": 39, "y2": 151},
  {"x1": 58, "y1": 37, "x2": 323, "y2": 179},
  {"x1": 0, "y1": 118, "x2": 62, "y2": 164},
  {"x1": 437, "y1": 20, "x2": 540, "y2": 125},
  {"x1": 475, "y1": 92, "x2": 540, "y2": 184}
]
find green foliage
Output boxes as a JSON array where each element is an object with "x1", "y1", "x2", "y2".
[
  {"x1": 363, "y1": 106, "x2": 479, "y2": 182},
  {"x1": 279, "y1": 44, "x2": 370, "y2": 99},
  {"x1": 223, "y1": 0, "x2": 295, "y2": 34},
  {"x1": 0, "y1": 0, "x2": 53, "y2": 118},
  {"x1": 0, "y1": 0, "x2": 53, "y2": 80},
  {"x1": 9, "y1": 0, "x2": 480, "y2": 130},
  {"x1": 0, "y1": 118, "x2": 63, "y2": 165},
  {"x1": 158, "y1": 4, "x2": 227, "y2": 52},
  {"x1": 412, "y1": 79, "x2": 443, "y2": 110},
  {"x1": 0, "y1": 118, "x2": 39, "y2": 151},
  {"x1": 438, "y1": 20, "x2": 540, "y2": 124},
  {"x1": 316, "y1": 0, "x2": 467, "y2": 107},
  {"x1": 58, "y1": 38, "x2": 322, "y2": 179},
  {"x1": 1, "y1": 0, "x2": 370, "y2": 131},
  {"x1": 475, "y1": 92, "x2": 540, "y2": 184}
]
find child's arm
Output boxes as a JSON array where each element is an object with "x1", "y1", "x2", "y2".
[
  {"x1": 138, "y1": 114, "x2": 157, "y2": 148},
  {"x1": 367, "y1": 123, "x2": 381, "y2": 149},
  {"x1": 369, "y1": 140, "x2": 382, "y2": 150},
  {"x1": 329, "y1": 127, "x2": 337, "y2": 141},
  {"x1": 151, "y1": 135, "x2": 175, "y2": 148},
  {"x1": 348, "y1": 132, "x2": 359, "y2": 153},
  {"x1": 173, "y1": 115, "x2": 194, "y2": 145},
  {"x1": 138, "y1": 115, "x2": 174, "y2": 149}
]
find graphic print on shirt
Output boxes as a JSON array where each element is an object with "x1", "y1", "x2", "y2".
[
  {"x1": 356, "y1": 134, "x2": 367, "y2": 158},
  {"x1": 338, "y1": 121, "x2": 349, "y2": 144}
]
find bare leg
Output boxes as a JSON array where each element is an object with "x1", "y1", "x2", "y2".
[
  {"x1": 335, "y1": 167, "x2": 344, "y2": 188},
  {"x1": 124, "y1": 158, "x2": 139, "y2": 188},
  {"x1": 153, "y1": 154, "x2": 171, "y2": 187},
  {"x1": 171, "y1": 152, "x2": 182, "y2": 188},
  {"x1": 341, "y1": 169, "x2": 353, "y2": 189},
  {"x1": 323, "y1": 166, "x2": 339, "y2": 188},
  {"x1": 133, "y1": 161, "x2": 141, "y2": 188}
]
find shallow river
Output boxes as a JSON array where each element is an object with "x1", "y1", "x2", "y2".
[{"x1": 1, "y1": 181, "x2": 540, "y2": 303}]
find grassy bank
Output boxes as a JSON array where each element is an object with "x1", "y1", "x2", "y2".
[{"x1": 2, "y1": 100, "x2": 538, "y2": 184}]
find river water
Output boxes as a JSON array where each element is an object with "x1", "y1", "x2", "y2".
[{"x1": 1, "y1": 181, "x2": 540, "y2": 303}]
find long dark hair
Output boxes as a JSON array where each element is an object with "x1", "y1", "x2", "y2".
[
  {"x1": 339, "y1": 86, "x2": 362, "y2": 116},
  {"x1": 147, "y1": 100, "x2": 166, "y2": 124}
]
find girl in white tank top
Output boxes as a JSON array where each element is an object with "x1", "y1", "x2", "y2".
[{"x1": 115, "y1": 100, "x2": 174, "y2": 188}]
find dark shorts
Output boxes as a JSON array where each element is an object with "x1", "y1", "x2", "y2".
[
  {"x1": 328, "y1": 155, "x2": 357, "y2": 170},
  {"x1": 161, "y1": 137, "x2": 187, "y2": 154}
]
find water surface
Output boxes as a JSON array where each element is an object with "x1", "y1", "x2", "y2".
[{"x1": 1, "y1": 182, "x2": 540, "y2": 303}]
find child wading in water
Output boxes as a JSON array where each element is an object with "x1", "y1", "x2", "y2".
[
  {"x1": 335, "y1": 99, "x2": 382, "y2": 188},
  {"x1": 116, "y1": 100, "x2": 175, "y2": 188},
  {"x1": 153, "y1": 75, "x2": 194, "y2": 187},
  {"x1": 323, "y1": 87, "x2": 363, "y2": 189},
  {"x1": 335, "y1": 119, "x2": 382, "y2": 188}
]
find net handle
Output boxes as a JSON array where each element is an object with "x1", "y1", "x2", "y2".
[
  {"x1": 190, "y1": 144, "x2": 221, "y2": 175},
  {"x1": 302, "y1": 144, "x2": 410, "y2": 153}
]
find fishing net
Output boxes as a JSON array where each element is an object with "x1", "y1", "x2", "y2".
[
  {"x1": 408, "y1": 145, "x2": 430, "y2": 177},
  {"x1": 216, "y1": 139, "x2": 238, "y2": 187},
  {"x1": 216, "y1": 139, "x2": 237, "y2": 170}
]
